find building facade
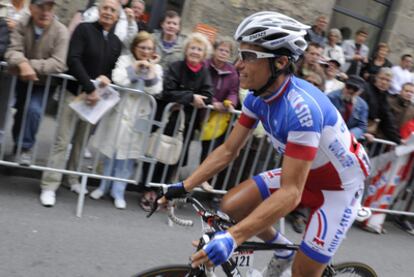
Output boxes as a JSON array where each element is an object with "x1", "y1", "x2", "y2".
[{"x1": 55, "y1": 0, "x2": 413, "y2": 64}]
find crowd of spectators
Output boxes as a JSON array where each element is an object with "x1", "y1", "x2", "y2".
[{"x1": 0, "y1": 1, "x2": 413, "y2": 231}]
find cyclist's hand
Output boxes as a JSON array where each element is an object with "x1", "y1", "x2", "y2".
[
  {"x1": 157, "y1": 182, "x2": 188, "y2": 205},
  {"x1": 191, "y1": 231, "x2": 237, "y2": 267}
]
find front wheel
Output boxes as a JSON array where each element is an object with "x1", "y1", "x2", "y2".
[
  {"x1": 328, "y1": 262, "x2": 378, "y2": 277},
  {"x1": 134, "y1": 264, "x2": 206, "y2": 277}
]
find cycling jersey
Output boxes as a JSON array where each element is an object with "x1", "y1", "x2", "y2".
[
  {"x1": 238, "y1": 75, "x2": 371, "y2": 263},
  {"x1": 239, "y1": 75, "x2": 370, "y2": 192}
]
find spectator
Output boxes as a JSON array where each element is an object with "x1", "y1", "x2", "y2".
[
  {"x1": 130, "y1": 0, "x2": 147, "y2": 32},
  {"x1": 304, "y1": 71, "x2": 325, "y2": 91},
  {"x1": 323, "y1": 28, "x2": 345, "y2": 66},
  {"x1": 200, "y1": 37, "x2": 239, "y2": 165},
  {"x1": 295, "y1": 42, "x2": 325, "y2": 80},
  {"x1": 361, "y1": 42, "x2": 392, "y2": 82},
  {"x1": 39, "y1": 0, "x2": 122, "y2": 207},
  {"x1": 389, "y1": 54, "x2": 413, "y2": 95},
  {"x1": 81, "y1": 0, "x2": 137, "y2": 51},
  {"x1": 140, "y1": 33, "x2": 213, "y2": 209},
  {"x1": 304, "y1": 15, "x2": 327, "y2": 47},
  {"x1": 342, "y1": 28, "x2": 369, "y2": 76},
  {"x1": 388, "y1": 82, "x2": 414, "y2": 130},
  {"x1": 0, "y1": 0, "x2": 28, "y2": 32},
  {"x1": 90, "y1": 31, "x2": 163, "y2": 209},
  {"x1": 4, "y1": 0, "x2": 69, "y2": 164},
  {"x1": 328, "y1": 75, "x2": 369, "y2": 140},
  {"x1": 324, "y1": 59, "x2": 345, "y2": 94},
  {"x1": 361, "y1": 67, "x2": 401, "y2": 143},
  {"x1": 153, "y1": 10, "x2": 185, "y2": 69}
]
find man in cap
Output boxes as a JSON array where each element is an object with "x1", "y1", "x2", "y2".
[
  {"x1": 5, "y1": 0, "x2": 69, "y2": 165},
  {"x1": 324, "y1": 58, "x2": 345, "y2": 94},
  {"x1": 328, "y1": 75, "x2": 369, "y2": 140}
]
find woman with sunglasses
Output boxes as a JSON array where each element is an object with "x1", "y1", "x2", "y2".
[
  {"x1": 158, "y1": 12, "x2": 371, "y2": 277},
  {"x1": 90, "y1": 31, "x2": 162, "y2": 209}
]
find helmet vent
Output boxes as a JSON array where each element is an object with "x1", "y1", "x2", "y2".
[{"x1": 263, "y1": 32, "x2": 288, "y2": 41}]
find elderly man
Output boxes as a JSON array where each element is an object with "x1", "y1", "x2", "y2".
[
  {"x1": 361, "y1": 67, "x2": 401, "y2": 143},
  {"x1": 328, "y1": 75, "x2": 369, "y2": 140},
  {"x1": 5, "y1": 0, "x2": 69, "y2": 164},
  {"x1": 324, "y1": 58, "x2": 345, "y2": 94},
  {"x1": 39, "y1": 0, "x2": 122, "y2": 207},
  {"x1": 388, "y1": 82, "x2": 414, "y2": 131}
]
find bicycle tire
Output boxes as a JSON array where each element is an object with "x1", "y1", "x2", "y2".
[
  {"x1": 134, "y1": 264, "x2": 206, "y2": 277},
  {"x1": 330, "y1": 262, "x2": 378, "y2": 277}
]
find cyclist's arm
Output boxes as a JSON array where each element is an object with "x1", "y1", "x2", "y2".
[
  {"x1": 183, "y1": 121, "x2": 252, "y2": 192},
  {"x1": 228, "y1": 155, "x2": 312, "y2": 245}
]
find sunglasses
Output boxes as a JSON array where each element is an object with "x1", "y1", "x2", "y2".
[{"x1": 238, "y1": 49, "x2": 278, "y2": 62}]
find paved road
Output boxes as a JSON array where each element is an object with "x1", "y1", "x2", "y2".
[{"x1": 0, "y1": 173, "x2": 413, "y2": 277}]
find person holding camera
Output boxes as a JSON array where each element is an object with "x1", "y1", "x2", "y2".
[{"x1": 89, "y1": 31, "x2": 163, "y2": 209}]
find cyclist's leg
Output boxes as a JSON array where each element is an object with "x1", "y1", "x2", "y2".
[
  {"x1": 220, "y1": 177, "x2": 276, "y2": 241},
  {"x1": 292, "y1": 186, "x2": 364, "y2": 277},
  {"x1": 292, "y1": 251, "x2": 326, "y2": 277}
]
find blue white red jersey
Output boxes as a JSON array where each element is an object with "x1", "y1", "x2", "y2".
[{"x1": 239, "y1": 75, "x2": 370, "y2": 191}]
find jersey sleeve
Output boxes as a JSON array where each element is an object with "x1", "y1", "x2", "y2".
[
  {"x1": 285, "y1": 91, "x2": 323, "y2": 161},
  {"x1": 238, "y1": 93, "x2": 259, "y2": 129}
]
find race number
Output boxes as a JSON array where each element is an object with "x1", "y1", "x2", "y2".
[{"x1": 232, "y1": 250, "x2": 254, "y2": 268}]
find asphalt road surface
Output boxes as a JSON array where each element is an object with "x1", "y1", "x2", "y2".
[{"x1": 0, "y1": 173, "x2": 413, "y2": 277}]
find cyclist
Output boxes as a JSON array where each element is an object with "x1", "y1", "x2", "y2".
[{"x1": 159, "y1": 11, "x2": 371, "y2": 277}]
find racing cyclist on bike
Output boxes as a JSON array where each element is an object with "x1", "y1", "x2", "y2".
[{"x1": 159, "y1": 11, "x2": 371, "y2": 277}]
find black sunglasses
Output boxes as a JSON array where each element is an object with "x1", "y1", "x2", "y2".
[{"x1": 345, "y1": 84, "x2": 359, "y2": 92}]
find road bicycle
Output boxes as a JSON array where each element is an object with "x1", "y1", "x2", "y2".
[{"x1": 135, "y1": 190, "x2": 377, "y2": 277}]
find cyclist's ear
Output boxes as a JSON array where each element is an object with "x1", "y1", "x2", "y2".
[{"x1": 274, "y1": 56, "x2": 289, "y2": 70}]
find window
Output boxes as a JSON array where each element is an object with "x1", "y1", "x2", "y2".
[{"x1": 330, "y1": 0, "x2": 393, "y2": 52}]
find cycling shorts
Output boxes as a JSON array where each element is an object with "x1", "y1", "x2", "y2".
[{"x1": 253, "y1": 168, "x2": 364, "y2": 264}]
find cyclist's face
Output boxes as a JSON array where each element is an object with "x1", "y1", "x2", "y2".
[{"x1": 236, "y1": 43, "x2": 272, "y2": 91}]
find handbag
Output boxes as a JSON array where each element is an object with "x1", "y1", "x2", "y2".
[
  {"x1": 146, "y1": 109, "x2": 185, "y2": 165},
  {"x1": 200, "y1": 110, "x2": 231, "y2": 141}
]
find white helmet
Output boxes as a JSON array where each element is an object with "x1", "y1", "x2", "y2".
[{"x1": 234, "y1": 11, "x2": 310, "y2": 60}]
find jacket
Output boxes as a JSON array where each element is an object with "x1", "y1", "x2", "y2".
[
  {"x1": 327, "y1": 89, "x2": 368, "y2": 140},
  {"x1": 341, "y1": 39, "x2": 369, "y2": 74},
  {"x1": 153, "y1": 31, "x2": 185, "y2": 69},
  {"x1": 5, "y1": 14, "x2": 69, "y2": 79},
  {"x1": 361, "y1": 83, "x2": 401, "y2": 143},
  {"x1": 161, "y1": 60, "x2": 213, "y2": 131},
  {"x1": 0, "y1": 18, "x2": 8, "y2": 60},
  {"x1": 66, "y1": 21, "x2": 122, "y2": 95},
  {"x1": 91, "y1": 54, "x2": 163, "y2": 159},
  {"x1": 388, "y1": 95, "x2": 414, "y2": 129},
  {"x1": 205, "y1": 59, "x2": 239, "y2": 106}
]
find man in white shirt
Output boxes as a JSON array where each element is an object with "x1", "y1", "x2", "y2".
[{"x1": 390, "y1": 54, "x2": 413, "y2": 95}]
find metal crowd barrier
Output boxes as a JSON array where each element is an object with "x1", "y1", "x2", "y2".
[
  {"x1": 0, "y1": 61, "x2": 161, "y2": 217},
  {"x1": 1, "y1": 60, "x2": 414, "y2": 224}
]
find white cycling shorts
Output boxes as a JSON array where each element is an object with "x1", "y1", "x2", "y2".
[{"x1": 253, "y1": 168, "x2": 364, "y2": 264}]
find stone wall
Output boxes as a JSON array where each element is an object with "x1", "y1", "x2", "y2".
[
  {"x1": 382, "y1": 0, "x2": 414, "y2": 64},
  {"x1": 180, "y1": 0, "x2": 336, "y2": 37},
  {"x1": 55, "y1": 0, "x2": 89, "y2": 26}
]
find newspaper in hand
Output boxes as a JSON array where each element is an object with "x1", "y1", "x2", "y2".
[{"x1": 69, "y1": 85, "x2": 120, "y2": 125}]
